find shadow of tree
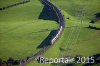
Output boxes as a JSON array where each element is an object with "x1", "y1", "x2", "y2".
[
  {"x1": 59, "y1": 47, "x2": 65, "y2": 51},
  {"x1": 95, "y1": 12, "x2": 100, "y2": 18},
  {"x1": 52, "y1": 63, "x2": 75, "y2": 66},
  {"x1": 37, "y1": 30, "x2": 58, "y2": 48},
  {"x1": 32, "y1": 29, "x2": 51, "y2": 33},
  {"x1": 83, "y1": 53, "x2": 100, "y2": 66},
  {"x1": 87, "y1": 25, "x2": 100, "y2": 30},
  {"x1": 90, "y1": 12, "x2": 100, "y2": 23},
  {"x1": 38, "y1": 3, "x2": 59, "y2": 22},
  {"x1": 65, "y1": 63, "x2": 75, "y2": 66}
]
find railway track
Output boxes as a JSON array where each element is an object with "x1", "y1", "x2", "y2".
[{"x1": 20, "y1": 0, "x2": 65, "y2": 66}]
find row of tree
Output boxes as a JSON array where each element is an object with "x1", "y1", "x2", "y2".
[
  {"x1": 0, "y1": 58, "x2": 20, "y2": 66},
  {"x1": 0, "y1": 56, "x2": 30, "y2": 66},
  {"x1": 0, "y1": 0, "x2": 30, "y2": 10}
]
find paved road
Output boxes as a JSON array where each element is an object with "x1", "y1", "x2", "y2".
[{"x1": 20, "y1": 0, "x2": 65, "y2": 66}]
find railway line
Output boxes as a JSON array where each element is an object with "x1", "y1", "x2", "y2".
[{"x1": 20, "y1": 0, "x2": 65, "y2": 66}]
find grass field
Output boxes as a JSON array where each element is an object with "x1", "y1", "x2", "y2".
[
  {"x1": 27, "y1": 0, "x2": 100, "y2": 66},
  {"x1": 0, "y1": 0, "x2": 58, "y2": 60},
  {"x1": 0, "y1": 0, "x2": 21, "y2": 7},
  {"x1": 0, "y1": 0, "x2": 100, "y2": 66}
]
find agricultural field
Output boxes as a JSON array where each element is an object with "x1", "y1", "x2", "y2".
[{"x1": 0, "y1": 0, "x2": 100, "y2": 66}]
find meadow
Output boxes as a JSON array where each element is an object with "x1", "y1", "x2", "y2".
[
  {"x1": 28, "y1": 0, "x2": 100, "y2": 66},
  {"x1": 0, "y1": 0, "x2": 100, "y2": 66},
  {"x1": 0, "y1": 0, "x2": 58, "y2": 61}
]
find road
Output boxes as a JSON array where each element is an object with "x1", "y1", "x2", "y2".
[{"x1": 20, "y1": 0, "x2": 65, "y2": 66}]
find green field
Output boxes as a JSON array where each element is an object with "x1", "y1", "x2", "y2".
[
  {"x1": 0, "y1": 0, "x2": 100, "y2": 66},
  {"x1": 28, "y1": 0, "x2": 100, "y2": 66},
  {"x1": 0, "y1": 0, "x2": 21, "y2": 7},
  {"x1": 0, "y1": 0, "x2": 58, "y2": 60}
]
